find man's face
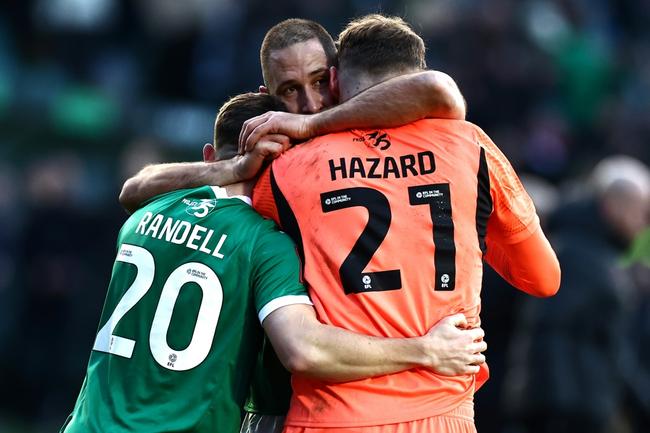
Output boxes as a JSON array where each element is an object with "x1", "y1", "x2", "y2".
[{"x1": 263, "y1": 38, "x2": 336, "y2": 114}]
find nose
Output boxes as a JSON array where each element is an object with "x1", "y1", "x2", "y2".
[{"x1": 300, "y1": 88, "x2": 323, "y2": 114}]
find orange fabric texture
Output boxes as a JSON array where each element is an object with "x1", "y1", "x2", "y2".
[
  {"x1": 282, "y1": 398, "x2": 476, "y2": 433},
  {"x1": 252, "y1": 119, "x2": 546, "y2": 427},
  {"x1": 252, "y1": 167, "x2": 280, "y2": 224}
]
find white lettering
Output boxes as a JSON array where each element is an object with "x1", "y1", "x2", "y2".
[
  {"x1": 171, "y1": 221, "x2": 192, "y2": 244},
  {"x1": 145, "y1": 214, "x2": 164, "y2": 238},
  {"x1": 187, "y1": 225, "x2": 207, "y2": 251},
  {"x1": 158, "y1": 217, "x2": 180, "y2": 241},
  {"x1": 136, "y1": 212, "x2": 153, "y2": 235},
  {"x1": 199, "y1": 229, "x2": 214, "y2": 254},
  {"x1": 137, "y1": 212, "x2": 226, "y2": 259},
  {"x1": 212, "y1": 234, "x2": 227, "y2": 259}
]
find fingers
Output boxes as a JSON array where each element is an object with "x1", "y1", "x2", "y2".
[
  {"x1": 239, "y1": 113, "x2": 272, "y2": 154},
  {"x1": 423, "y1": 318, "x2": 488, "y2": 375},
  {"x1": 251, "y1": 135, "x2": 291, "y2": 160},
  {"x1": 443, "y1": 313, "x2": 468, "y2": 328},
  {"x1": 252, "y1": 141, "x2": 283, "y2": 160},
  {"x1": 471, "y1": 353, "x2": 486, "y2": 366},
  {"x1": 265, "y1": 134, "x2": 291, "y2": 152},
  {"x1": 470, "y1": 340, "x2": 488, "y2": 354},
  {"x1": 467, "y1": 327, "x2": 485, "y2": 341},
  {"x1": 245, "y1": 120, "x2": 274, "y2": 153},
  {"x1": 478, "y1": 340, "x2": 488, "y2": 353},
  {"x1": 439, "y1": 362, "x2": 481, "y2": 376}
]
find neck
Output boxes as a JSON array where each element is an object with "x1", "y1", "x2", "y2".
[
  {"x1": 338, "y1": 68, "x2": 416, "y2": 101},
  {"x1": 223, "y1": 181, "x2": 254, "y2": 199}
]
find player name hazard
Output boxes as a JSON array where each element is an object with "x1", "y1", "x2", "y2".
[{"x1": 328, "y1": 150, "x2": 435, "y2": 181}]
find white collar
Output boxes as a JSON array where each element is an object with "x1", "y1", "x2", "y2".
[{"x1": 210, "y1": 186, "x2": 252, "y2": 206}]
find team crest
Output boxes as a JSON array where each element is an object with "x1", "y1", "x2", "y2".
[
  {"x1": 353, "y1": 130, "x2": 391, "y2": 150},
  {"x1": 183, "y1": 198, "x2": 217, "y2": 218}
]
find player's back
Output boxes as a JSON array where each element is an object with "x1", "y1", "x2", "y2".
[
  {"x1": 61, "y1": 186, "x2": 303, "y2": 433},
  {"x1": 254, "y1": 119, "x2": 537, "y2": 427}
]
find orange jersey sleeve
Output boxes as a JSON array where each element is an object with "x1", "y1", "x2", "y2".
[
  {"x1": 474, "y1": 125, "x2": 560, "y2": 296},
  {"x1": 485, "y1": 227, "x2": 560, "y2": 297},
  {"x1": 475, "y1": 125, "x2": 540, "y2": 244}
]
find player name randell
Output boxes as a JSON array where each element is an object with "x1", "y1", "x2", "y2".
[{"x1": 134, "y1": 211, "x2": 227, "y2": 258}]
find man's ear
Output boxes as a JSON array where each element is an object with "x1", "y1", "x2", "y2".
[
  {"x1": 329, "y1": 66, "x2": 339, "y2": 102},
  {"x1": 259, "y1": 85, "x2": 269, "y2": 94},
  {"x1": 203, "y1": 143, "x2": 217, "y2": 162}
]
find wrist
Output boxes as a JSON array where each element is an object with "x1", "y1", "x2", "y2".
[
  {"x1": 414, "y1": 335, "x2": 439, "y2": 369},
  {"x1": 305, "y1": 114, "x2": 321, "y2": 137}
]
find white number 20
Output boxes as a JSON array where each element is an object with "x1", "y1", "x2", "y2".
[{"x1": 93, "y1": 244, "x2": 223, "y2": 371}]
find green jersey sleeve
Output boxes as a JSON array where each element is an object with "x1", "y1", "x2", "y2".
[{"x1": 250, "y1": 222, "x2": 312, "y2": 323}]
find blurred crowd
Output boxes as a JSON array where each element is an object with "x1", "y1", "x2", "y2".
[{"x1": 0, "y1": 0, "x2": 648, "y2": 432}]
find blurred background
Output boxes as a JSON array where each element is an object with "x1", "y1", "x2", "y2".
[{"x1": 0, "y1": 0, "x2": 648, "y2": 432}]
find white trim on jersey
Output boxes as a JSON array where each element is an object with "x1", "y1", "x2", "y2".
[
  {"x1": 210, "y1": 186, "x2": 252, "y2": 206},
  {"x1": 258, "y1": 295, "x2": 313, "y2": 324}
]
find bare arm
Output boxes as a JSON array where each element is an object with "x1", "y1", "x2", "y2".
[
  {"x1": 240, "y1": 70, "x2": 466, "y2": 151},
  {"x1": 313, "y1": 70, "x2": 466, "y2": 132},
  {"x1": 119, "y1": 136, "x2": 290, "y2": 214},
  {"x1": 263, "y1": 305, "x2": 486, "y2": 382},
  {"x1": 120, "y1": 160, "x2": 238, "y2": 214}
]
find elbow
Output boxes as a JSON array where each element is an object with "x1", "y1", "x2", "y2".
[
  {"x1": 119, "y1": 179, "x2": 140, "y2": 215},
  {"x1": 278, "y1": 344, "x2": 323, "y2": 376},
  {"x1": 540, "y1": 254, "x2": 562, "y2": 297},
  {"x1": 423, "y1": 71, "x2": 466, "y2": 120},
  {"x1": 283, "y1": 353, "x2": 314, "y2": 376},
  {"x1": 532, "y1": 279, "x2": 560, "y2": 298},
  {"x1": 529, "y1": 263, "x2": 561, "y2": 298},
  {"x1": 544, "y1": 267, "x2": 562, "y2": 297}
]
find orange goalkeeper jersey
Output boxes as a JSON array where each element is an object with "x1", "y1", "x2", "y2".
[{"x1": 253, "y1": 119, "x2": 540, "y2": 428}]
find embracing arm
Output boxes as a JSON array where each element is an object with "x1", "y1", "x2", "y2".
[
  {"x1": 312, "y1": 70, "x2": 466, "y2": 133},
  {"x1": 263, "y1": 305, "x2": 486, "y2": 382},
  {"x1": 120, "y1": 161, "x2": 239, "y2": 214},
  {"x1": 240, "y1": 70, "x2": 466, "y2": 151},
  {"x1": 119, "y1": 137, "x2": 289, "y2": 214},
  {"x1": 485, "y1": 227, "x2": 561, "y2": 297}
]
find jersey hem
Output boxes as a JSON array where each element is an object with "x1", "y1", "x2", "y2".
[{"x1": 285, "y1": 383, "x2": 475, "y2": 428}]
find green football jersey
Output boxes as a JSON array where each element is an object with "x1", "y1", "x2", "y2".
[{"x1": 61, "y1": 186, "x2": 310, "y2": 433}]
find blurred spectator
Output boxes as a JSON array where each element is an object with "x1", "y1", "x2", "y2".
[
  {"x1": 117, "y1": 136, "x2": 166, "y2": 182},
  {"x1": 503, "y1": 156, "x2": 650, "y2": 433},
  {"x1": 622, "y1": 227, "x2": 650, "y2": 433},
  {"x1": 0, "y1": 164, "x2": 22, "y2": 391},
  {"x1": 5, "y1": 154, "x2": 103, "y2": 428}
]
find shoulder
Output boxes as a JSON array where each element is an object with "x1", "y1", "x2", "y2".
[
  {"x1": 140, "y1": 186, "x2": 205, "y2": 208},
  {"x1": 252, "y1": 221, "x2": 294, "y2": 248},
  {"x1": 276, "y1": 131, "x2": 356, "y2": 158},
  {"x1": 401, "y1": 118, "x2": 480, "y2": 134},
  {"x1": 268, "y1": 132, "x2": 349, "y2": 175}
]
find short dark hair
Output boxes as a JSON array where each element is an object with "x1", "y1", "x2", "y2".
[
  {"x1": 213, "y1": 93, "x2": 287, "y2": 160},
  {"x1": 260, "y1": 18, "x2": 337, "y2": 86},
  {"x1": 337, "y1": 14, "x2": 426, "y2": 77}
]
